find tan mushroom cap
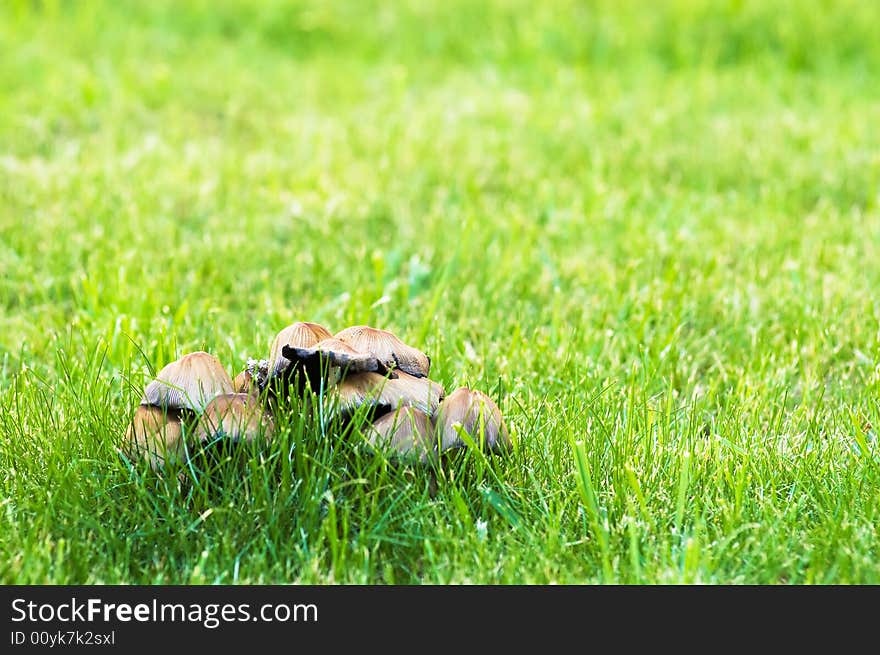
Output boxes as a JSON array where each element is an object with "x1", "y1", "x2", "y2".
[
  {"x1": 334, "y1": 325, "x2": 431, "y2": 378},
  {"x1": 233, "y1": 369, "x2": 254, "y2": 394},
  {"x1": 330, "y1": 370, "x2": 445, "y2": 417},
  {"x1": 237, "y1": 358, "x2": 270, "y2": 393},
  {"x1": 268, "y1": 321, "x2": 333, "y2": 379},
  {"x1": 142, "y1": 351, "x2": 234, "y2": 412},
  {"x1": 391, "y1": 371, "x2": 445, "y2": 415},
  {"x1": 329, "y1": 371, "x2": 402, "y2": 417},
  {"x1": 123, "y1": 404, "x2": 185, "y2": 472},
  {"x1": 367, "y1": 406, "x2": 436, "y2": 464},
  {"x1": 433, "y1": 387, "x2": 510, "y2": 454},
  {"x1": 193, "y1": 393, "x2": 275, "y2": 445}
]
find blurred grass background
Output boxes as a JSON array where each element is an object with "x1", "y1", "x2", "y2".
[{"x1": 1, "y1": 0, "x2": 879, "y2": 583}]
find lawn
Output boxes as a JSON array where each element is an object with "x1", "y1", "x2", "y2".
[{"x1": 1, "y1": 0, "x2": 879, "y2": 584}]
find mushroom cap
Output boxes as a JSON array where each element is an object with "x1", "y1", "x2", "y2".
[
  {"x1": 389, "y1": 371, "x2": 445, "y2": 415},
  {"x1": 232, "y1": 363, "x2": 269, "y2": 398},
  {"x1": 241, "y1": 357, "x2": 271, "y2": 392},
  {"x1": 334, "y1": 325, "x2": 431, "y2": 378},
  {"x1": 142, "y1": 351, "x2": 234, "y2": 412},
  {"x1": 367, "y1": 406, "x2": 436, "y2": 464},
  {"x1": 433, "y1": 387, "x2": 510, "y2": 454},
  {"x1": 193, "y1": 392, "x2": 275, "y2": 445},
  {"x1": 233, "y1": 370, "x2": 253, "y2": 394},
  {"x1": 330, "y1": 371, "x2": 445, "y2": 418},
  {"x1": 329, "y1": 371, "x2": 400, "y2": 417},
  {"x1": 268, "y1": 322, "x2": 334, "y2": 379},
  {"x1": 123, "y1": 404, "x2": 185, "y2": 471},
  {"x1": 281, "y1": 337, "x2": 389, "y2": 384}
]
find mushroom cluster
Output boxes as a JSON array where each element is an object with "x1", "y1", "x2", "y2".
[
  {"x1": 122, "y1": 322, "x2": 510, "y2": 472},
  {"x1": 123, "y1": 351, "x2": 275, "y2": 471}
]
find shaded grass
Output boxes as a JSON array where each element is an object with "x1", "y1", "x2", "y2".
[{"x1": 1, "y1": 0, "x2": 879, "y2": 583}]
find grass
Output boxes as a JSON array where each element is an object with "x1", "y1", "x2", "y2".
[{"x1": 1, "y1": 0, "x2": 880, "y2": 584}]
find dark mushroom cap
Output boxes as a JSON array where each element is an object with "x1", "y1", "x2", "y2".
[
  {"x1": 268, "y1": 322, "x2": 333, "y2": 379},
  {"x1": 334, "y1": 325, "x2": 431, "y2": 378},
  {"x1": 193, "y1": 392, "x2": 275, "y2": 445},
  {"x1": 123, "y1": 404, "x2": 185, "y2": 471},
  {"x1": 281, "y1": 337, "x2": 388, "y2": 381},
  {"x1": 142, "y1": 351, "x2": 234, "y2": 412},
  {"x1": 368, "y1": 405, "x2": 436, "y2": 465},
  {"x1": 433, "y1": 387, "x2": 510, "y2": 454}
]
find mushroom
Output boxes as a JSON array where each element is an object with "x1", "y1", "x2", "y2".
[
  {"x1": 334, "y1": 325, "x2": 431, "y2": 378},
  {"x1": 389, "y1": 370, "x2": 445, "y2": 415},
  {"x1": 233, "y1": 358, "x2": 269, "y2": 395},
  {"x1": 267, "y1": 321, "x2": 333, "y2": 380},
  {"x1": 193, "y1": 392, "x2": 275, "y2": 446},
  {"x1": 327, "y1": 371, "x2": 399, "y2": 418},
  {"x1": 232, "y1": 369, "x2": 253, "y2": 394},
  {"x1": 142, "y1": 351, "x2": 234, "y2": 413},
  {"x1": 327, "y1": 370, "x2": 445, "y2": 420},
  {"x1": 281, "y1": 337, "x2": 390, "y2": 388},
  {"x1": 367, "y1": 405, "x2": 436, "y2": 465},
  {"x1": 433, "y1": 387, "x2": 511, "y2": 454},
  {"x1": 122, "y1": 404, "x2": 185, "y2": 472}
]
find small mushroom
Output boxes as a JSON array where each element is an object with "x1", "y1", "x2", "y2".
[
  {"x1": 233, "y1": 369, "x2": 253, "y2": 394},
  {"x1": 329, "y1": 370, "x2": 445, "y2": 419},
  {"x1": 234, "y1": 358, "x2": 270, "y2": 397},
  {"x1": 122, "y1": 404, "x2": 185, "y2": 472},
  {"x1": 367, "y1": 405, "x2": 436, "y2": 464},
  {"x1": 267, "y1": 321, "x2": 333, "y2": 380},
  {"x1": 193, "y1": 392, "x2": 275, "y2": 446},
  {"x1": 328, "y1": 371, "x2": 400, "y2": 418},
  {"x1": 142, "y1": 351, "x2": 234, "y2": 412},
  {"x1": 389, "y1": 370, "x2": 445, "y2": 415},
  {"x1": 334, "y1": 325, "x2": 431, "y2": 378},
  {"x1": 433, "y1": 387, "x2": 511, "y2": 454}
]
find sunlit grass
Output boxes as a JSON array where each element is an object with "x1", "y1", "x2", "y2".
[{"x1": 1, "y1": 0, "x2": 879, "y2": 583}]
